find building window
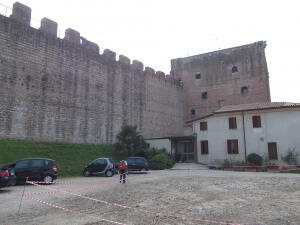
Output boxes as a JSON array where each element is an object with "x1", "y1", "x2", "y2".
[
  {"x1": 221, "y1": 61, "x2": 226, "y2": 68},
  {"x1": 228, "y1": 117, "x2": 237, "y2": 129},
  {"x1": 195, "y1": 72, "x2": 201, "y2": 79},
  {"x1": 232, "y1": 66, "x2": 238, "y2": 73},
  {"x1": 201, "y1": 140, "x2": 209, "y2": 154},
  {"x1": 252, "y1": 115, "x2": 261, "y2": 128},
  {"x1": 177, "y1": 78, "x2": 183, "y2": 87},
  {"x1": 218, "y1": 100, "x2": 225, "y2": 108},
  {"x1": 146, "y1": 143, "x2": 150, "y2": 149},
  {"x1": 200, "y1": 121, "x2": 208, "y2": 131},
  {"x1": 268, "y1": 142, "x2": 278, "y2": 160},
  {"x1": 227, "y1": 139, "x2": 239, "y2": 154},
  {"x1": 241, "y1": 86, "x2": 248, "y2": 94},
  {"x1": 191, "y1": 109, "x2": 195, "y2": 115},
  {"x1": 202, "y1": 92, "x2": 208, "y2": 99}
]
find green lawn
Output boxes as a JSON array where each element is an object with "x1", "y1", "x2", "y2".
[{"x1": 0, "y1": 139, "x2": 123, "y2": 177}]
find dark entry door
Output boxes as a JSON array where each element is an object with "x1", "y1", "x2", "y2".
[
  {"x1": 183, "y1": 142, "x2": 194, "y2": 162},
  {"x1": 30, "y1": 159, "x2": 46, "y2": 181},
  {"x1": 14, "y1": 159, "x2": 31, "y2": 182}
]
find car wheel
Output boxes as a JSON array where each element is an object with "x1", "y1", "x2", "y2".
[
  {"x1": 43, "y1": 175, "x2": 53, "y2": 184},
  {"x1": 83, "y1": 169, "x2": 92, "y2": 177},
  {"x1": 140, "y1": 168, "x2": 147, "y2": 173},
  {"x1": 106, "y1": 170, "x2": 114, "y2": 177}
]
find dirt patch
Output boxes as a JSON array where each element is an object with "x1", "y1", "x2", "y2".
[{"x1": 0, "y1": 169, "x2": 299, "y2": 225}]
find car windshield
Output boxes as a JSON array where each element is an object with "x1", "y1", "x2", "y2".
[
  {"x1": 136, "y1": 158, "x2": 145, "y2": 164},
  {"x1": 126, "y1": 158, "x2": 135, "y2": 164},
  {"x1": 93, "y1": 158, "x2": 106, "y2": 165}
]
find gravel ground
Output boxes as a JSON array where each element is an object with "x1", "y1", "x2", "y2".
[{"x1": 0, "y1": 168, "x2": 299, "y2": 225}]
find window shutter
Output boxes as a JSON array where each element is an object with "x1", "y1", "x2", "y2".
[
  {"x1": 252, "y1": 116, "x2": 261, "y2": 128},
  {"x1": 200, "y1": 122, "x2": 207, "y2": 131},
  {"x1": 268, "y1": 142, "x2": 278, "y2": 160},
  {"x1": 229, "y1": 117, "x2": 237, "y2": 129},
  {"x1": 234, "y1": 140, "x2": 239, "y2": 154},
  {"x1": 227, "y1": 140, "x2": 230, "y2": 154}
]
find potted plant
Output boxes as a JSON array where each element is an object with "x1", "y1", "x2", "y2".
[
  {"x1": 222, "y1": 162, "x2": 234, "y2": 171},
  {"x1": 281, "y1": 165, "x2": 289, "y2": 172},
  {"x1": 243, "y1": 162, "x2": 258, "y2": 172},
  {"x1": 266, "y1": 163, "x2": 279, "y2": 172}
]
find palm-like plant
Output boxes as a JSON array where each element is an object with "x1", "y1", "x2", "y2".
[{"x1": 114, "y1": 125, "x2": 147, "y2": 156}]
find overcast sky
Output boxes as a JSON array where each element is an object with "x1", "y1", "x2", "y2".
[{"x1": 1, "y1": 0, "x2": 300, "y2": 103}]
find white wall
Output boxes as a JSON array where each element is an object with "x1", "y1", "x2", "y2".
[
  {"x1": 195, "y1": 115, "x2": 245, "y2": 165},
  {"x1": 194, "y1": 109, "x2": 300, "y2": 165},
  {"x1": 145, "y1": 139, "x2": 172, "y2": 153},
  {"x1": 243, "y1": 110, "x2": 300, "y2": 164}
]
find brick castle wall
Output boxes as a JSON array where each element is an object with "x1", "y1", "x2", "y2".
[
  {"x1": 0, "y1": 2, "x2": 184, "y2": 144},
  {"x1": 171, "y1": 41, "x2": 271, "y2": 132},
  {"x1": 0, "y1": 2, "x2": 271, "y2": 143}
]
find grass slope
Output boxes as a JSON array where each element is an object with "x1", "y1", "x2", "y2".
[{"x1": 0, "y1": 139, "x2": 121, "y2": 177}]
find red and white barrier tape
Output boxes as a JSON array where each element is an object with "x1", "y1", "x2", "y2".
[
  {"x1": 27, "y1": 181, "x2": 242, "y2": 225},
  {"x1": 34, "y1": 177, "x2": 110, "y2": 185},
  {"x1": 26, "y1": 180, "x2": 117, "y2": 195},
  {"x1": 208, "y1": 164, "x2": 300, "y2": 169},
  {"x1": 25, "y1": 176, "x2": 165, "y2": 196},
  {"x1": 23, "y1": 195, "x2": 126, "y2": 225}
]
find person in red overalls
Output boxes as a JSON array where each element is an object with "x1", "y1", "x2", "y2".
[{"x1": 118, "y1": 159, "x2": 128, "y2": 184}]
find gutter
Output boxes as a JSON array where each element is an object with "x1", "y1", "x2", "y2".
[{"x1": 242, "y1": 111, "x2": 247, "y2": 162}]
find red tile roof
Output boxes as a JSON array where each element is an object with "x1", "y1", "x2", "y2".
[
  {"x1": 186, "y1": 102, "x2": 300, "y2": 123},
  {"x1": 215, "y1": 102, "x2": 300, "y2": 113}
]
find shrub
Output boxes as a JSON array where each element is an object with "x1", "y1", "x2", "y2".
[
  {"x1": 247, "y1": 153, "x2": 263, "y2": 166},
  {"x1": 145, "y1": 147, "x2": 167, "y2": 160},
  {"x1": 149, "y1": 154, "x2": 173, "y2": 170},
  {"x1": 281, "y1": 148, "x2": 299, "y2": 165},
  {"x1": 135, "y1": 150, "x2": 147, "y2": 158}
]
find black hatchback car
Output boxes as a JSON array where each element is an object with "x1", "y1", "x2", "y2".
[
  {"x1": 3, "y1": 158, "x2": 58, "y2": 184},
  {"x1": 125, "y1": 157, "x2": 149, "y2": 173}
]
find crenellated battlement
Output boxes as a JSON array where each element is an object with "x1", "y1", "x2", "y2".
[
  {"x1": 10, "y1": 2, "x2": 31, "y2": 25},
  {"x1": 0, "y1": 1, "x2": 185, "y2": 144},
  {"x1": 40, "y1": 18, "x2": 58, "y2": 36},
  {"x1": 1, "y1": 1, "x2": 268, "y2": 145},
  {"x1": 5, "y1": 2, "x2": 180, "y2": 88}
]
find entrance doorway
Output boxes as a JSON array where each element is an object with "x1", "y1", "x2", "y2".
[
  {"x1": 177, "y1": 141, "x2": 194, "y2": 162},
  {"x1": 183, "y1": 142, "x2": 194, "y2": 162},
  {"x1": 168, "y1": 136, "x2": 196, "y2": 163}
]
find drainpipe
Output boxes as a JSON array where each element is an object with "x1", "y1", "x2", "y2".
[{"x1": 242, "y1": 111, "x2": 247, "y2": 162}]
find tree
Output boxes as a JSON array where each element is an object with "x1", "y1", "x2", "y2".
[
  {"x1": 247, "y1": 153, "x2": 263, "y2": 166},
  {"x1": 114, "y1": 125, "x2": 147, "y2": 156},
  {"x1": 281, "y1": 148, "x2": 299, "y2": 165}
]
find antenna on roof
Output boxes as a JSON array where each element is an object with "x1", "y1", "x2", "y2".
[{"x1": 217, "y1": 37, "x2": 220, "y2": 50}]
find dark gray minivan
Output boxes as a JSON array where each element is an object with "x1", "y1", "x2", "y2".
[
  {"x1": 3, "y1": 158, "x2": 58, "y2": 184},
  {"x1": 125, "y1": 157, "x2": 149, "y2": 173}
]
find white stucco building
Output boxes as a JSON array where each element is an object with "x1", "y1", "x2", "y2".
[{"x1": 188, "y1": 102, "x2": 300, "y2": 165}]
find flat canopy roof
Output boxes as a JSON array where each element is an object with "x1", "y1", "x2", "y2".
[
  {"x1": 168, "y1": 136, "x2": 195, "y2": 140},
  {"x1": 145, "y1": 136, "x2": 195, "y2": 141}
]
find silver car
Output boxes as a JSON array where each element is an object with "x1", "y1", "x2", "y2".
[{"x1": 83, "y1": 158, "x2": 116, "y2": 177}]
